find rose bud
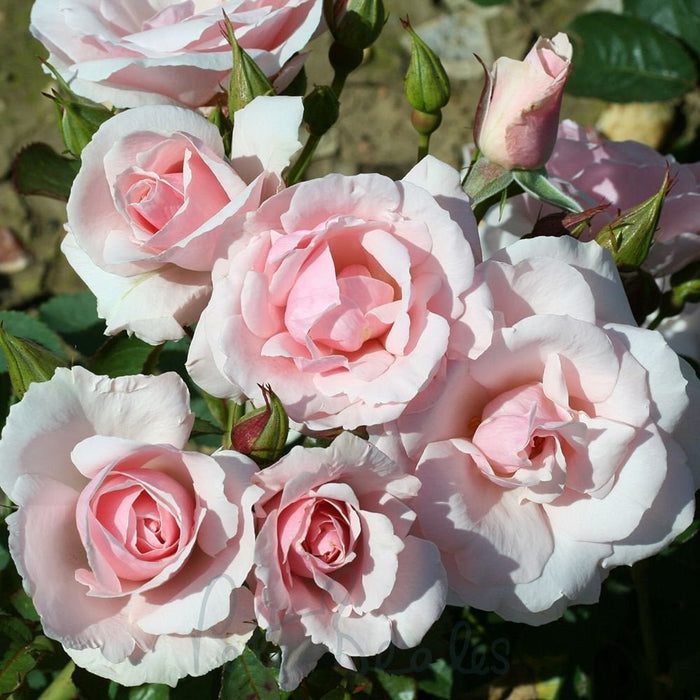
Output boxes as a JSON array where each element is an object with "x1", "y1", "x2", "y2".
[
  {"x1": 595, "y1": 168, "x2": 671, "y2": 271},
  {"x1": 474, "y1": 33, "x2": 572, "y2": 171},
  {"x1": 327, "y1": 0, "x2": 387, "y2": 51},
  {"x1": 231, "y1": 385, "x2": 289, "y2": 467}
]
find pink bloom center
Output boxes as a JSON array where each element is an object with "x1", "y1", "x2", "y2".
[
  {"x1": 278, "y1": 496, "x2": 360, "y2": 578},
  {"x1": 78, "y1": 466, "x2": 196, "y2": 585},
  {"x1": 470, "y1": 383, "x2": 584, "y2": 498}
]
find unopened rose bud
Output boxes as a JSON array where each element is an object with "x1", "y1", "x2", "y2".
[
  {"x1": 595, "y1": 169, "x2": 670, "y2": 270},
  {"x1": 401, "y1": 17, "x2": 450, "y2": 116},
  {"x1": 231, "y1": 385, "x2": 289, "y2": 467},
  {"x1": 327, "y1": 0, "x2": 387, "y2": 51},
  {"x1": 474, "y1": 33, "x2": 572, "y2": 171},
  {"x1": 222, "y1": 14, "x2": 274, "y2": 117},
  {"x1": 41, "y1": 59, "x2": 113, "y2": 158}
]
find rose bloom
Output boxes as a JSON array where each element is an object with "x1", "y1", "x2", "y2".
[
  {"x1": 62, "y1": 96, "x2": 303, "y2": 344},
  {"x1": 187, "y1": 156, "x2": 481, "y2": 430},
  {"x1": 0, "y1": 367, "x2": 261, "y2": 686},
  {"x1": 473, "y1": 33, "x2": 572, "y2": 171},
  {"x1": 252, "y1": 432, "x2": 447, "y2": 690},
  {"x1": 479, "y1": 120, "x2": 700, "y2": 276},
  {"x1": 375, "y1": 237, "x2": 699, "y2": 623},
  {"x1": 30, "y1": 0, "x2": 324, "y2": 108}
]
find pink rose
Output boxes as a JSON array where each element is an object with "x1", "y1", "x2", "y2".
[
  {"x1": 251, "y1": 432, "x2": 447, "y2": 690},
  {"x1": 376, "y1": 237, "x2": 698, "y2": 622},
  {"x1": 0, "y1": 367, "x2": 261, "y2": 686},
  {"x1": 62, "y1": 96, "x2": 303, "y2": 344},
  {"x1": 479, "y1": 120, "x2": 700, "y2": 276},
  {"x1": 473, "y1": 33, "x2": 572, "y2": 171},
  {"x1": 187, "y1": 156, "x2": 481, "y2": 430},
  {"x1": 30, "y1": 0, "x2": 324, "y2": 108}
]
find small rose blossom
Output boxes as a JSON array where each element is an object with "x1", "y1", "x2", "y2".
[
  {"x1": 30, "y1": 0, "x2": 324, "y2": 108},
  {"x1": 474, "y1": 33, "x2": 572, "y2": 171},
  {"x1": 376, "y1": 237, "x2": 699, "y2": 623},
  {"x1": 0, "y1": 367, "x2": 261, "y2": 686},
  {"x1": 62, "y1": 96, "x2": 303, "y2": 344},
  {"x1": 252, "y1": 432, "x2": 447, "y2": 690},
  {"x1": 186, "y1": 155, "x2": 483, "y2": 430}
]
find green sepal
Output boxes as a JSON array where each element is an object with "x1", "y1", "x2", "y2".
[
  {"x1": 657, "y1": 260, "x2": 700, "y2": 320},
  {"x1": 463, "y1": 156, "x2": 514, "y2": 205},
  {"x1": 223, "y1": 13, "x2": 275, "y2": 118},
  {"x1": 231, "y1": 385, "x2": 289, "y2": 467},
  {"x1": 303, "y1": 85, "x2": 340, "y2": 137},
  {"x1": 40, "y1": 59, "x2": 114, "y2": 157},
  {"x1": 327, "y1": 0, "x2": 388, "y2": 51},
  {"x1": 512, "y1": 168, "x2": 584, "y2": 213},
  {"x1": 0, "y1": 323, "x2": 64, "y2": 399},
  {"x1": 595, "y1": 168, "x2": 670, "y2": 269}
]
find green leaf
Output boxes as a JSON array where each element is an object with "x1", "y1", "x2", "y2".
[
  {"x1": 469, "y1": 0, "x2": 511, "y2": 4},
  {"x1": 11, "y1": 142, "x2": 81, "y2": 200},
  {"x1": 39, "y1": 291, "x2": 106, "y2": 357},
  {"x1": 127, "y1": 683, "x2": 170, "y2": 700},
  {"x1": 191, "y1": 416, "x2": 224, "y2": 438},
  {"x1": 220, "y1": 647, "x2": 281, "y2": 700},
  {"x1": 374, "y1": 669, "x2": 417, "y2": 700},
  {"x1": 0, "y1": 616, "x2": 53, "y2": 695},
  {"x1": 10, "y1": 589, "x2": 39, "y2": 622},
  {"x1": 566, "y1": 12, "x2": 697, "y2": 101},
  {"x1": 512, "y1": 169, "x2": 584, "y2": 213},
  {"x1": 417, "y1": 659, "x2": 452, "y2": 699},
  {"x1": 38, "y1": 291, "x2": 100, "y2": 335},
  {"x1": 0, "y1": 323, "x2": 65, "y2": 399},
  {"x1": 88, "y1": 333, "x2": 161, "y2": 378},
  {"x1": 624, "y1": 0, "x2": 700, "y2": 57}
]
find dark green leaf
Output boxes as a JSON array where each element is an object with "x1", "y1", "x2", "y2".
[
  {"x1": 10, "y1": 589, "x2": 39, "y2": 622},
  {"x1": 39, "y1": 291, "x2": 106, "y2": 357},
  {"x1": 191, "y1": 416, "x2": 224, "y2": 438},
  {"x1": 0, "y1": 373, "x2": 12, "y2": 434},
  {"x1": 417, "y1": 659, "x2": 452, "y2": 699},
  {"x1": 624, "y1": 0, "x2": 700, "y2": 57},
  {"x1": 89, "y1": 333, "x2": 161, "y2": 378},
  {"x1": 566, "y1": 12, "x2": 697, "y2": 101},
  {"x1": 374, "y1": 669, "x2": 417, "y2": 700},
  {"x1": 39, "y1": 290, "x2": 101, "y2": 334},
  {"x1": 128, "y1": 683, "x2": 171, "y2": 700},
  {"x1": 220, "y1": 647, "x2": 281, "y2": 700},
  {"x1": 0, "y1": 542, "x2": 10, "y2": 572},
  {"x1": 11, "y1": 142, "x2": 80, "y2": 200},
  {"x1": 0, "y1": 617, "x2": 53, "y2": 695}
]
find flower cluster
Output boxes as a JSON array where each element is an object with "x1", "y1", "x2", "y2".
[{"x1": 0, "y1": 0, "x2": 698, "y2": 694}]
